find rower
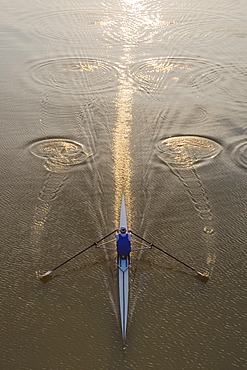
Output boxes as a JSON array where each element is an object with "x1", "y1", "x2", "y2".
[{"x1": 116, "y1": 227, "x2": 131, "y2": 259}]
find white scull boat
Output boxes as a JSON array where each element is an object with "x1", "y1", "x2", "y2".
[{"x1": 118, "y1": 195, "x2": 129, "y2": 345}]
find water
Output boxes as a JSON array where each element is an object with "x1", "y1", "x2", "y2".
[{"x1": 0, "y1": 0, "x2": 246, "y2": 368}]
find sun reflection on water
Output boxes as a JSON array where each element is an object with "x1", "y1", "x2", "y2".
[
  {"x1": 113, "y1": 47, "x2": 134, "y2": 228},
  {"x1": 112, "y1": 0, "x2": 172, "y2": 227}
]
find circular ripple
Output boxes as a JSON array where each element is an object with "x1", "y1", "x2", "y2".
[
  {"x1": 130, "y1": 58, "x2": 222, "y2": 95},
  {"x1": 216, "y1": 62, "x2": 247, "y2": 106},
  {"x1": 36, "y1": 0, "x2": 116, "y2": 11},
  {"x1": 150, "y1": 9, "x2": 234, "y2": 45},
  {"x1": 189, "y1": 105, "x2": 208, "y2": 124},
  {"x1": 24, "y1": 57, "x2": 118, "y2": 94},
  {"x1": 30, "y1": 9, "x2": 173, "y2": 46},
  {"x1": 157, "y1": 136, "x2": 222, "y2": 167},
  {"x1": 30, "y1": 139, "x2": 92, "y2": 172},
  {"x1": 231, "y1": 140, "x2": 247, "y2": 170},
  {"x1": 28, "y1": 10, "x2": 117, "y2": 42}
]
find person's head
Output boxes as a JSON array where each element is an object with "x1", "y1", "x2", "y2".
[{"x1": 120, "y1": 227, "x2": 126, "y2": 234}]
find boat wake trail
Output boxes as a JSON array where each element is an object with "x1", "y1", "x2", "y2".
[
  {"x1": 30, "y1": 139, "x2": 92, "y2": 266},
  {"x1": 157, "y1": 136, "x2": 222, "y2": 273}
]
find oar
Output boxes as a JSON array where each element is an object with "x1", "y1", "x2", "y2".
[
  {"x1": 39, "y1": 230, "x2": 117, "y2": 280},
  {"x1": 131, "y1": 231, "x2": 209, "y2": 281}
]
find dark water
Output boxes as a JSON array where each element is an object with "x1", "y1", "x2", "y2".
[{"x1": 1, "y1": 0, "x2": 246, "y2": 369}]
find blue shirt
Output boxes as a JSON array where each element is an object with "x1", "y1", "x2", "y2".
[{"x1": 116, "y1": 233, "x2": 131, "y2": 256}]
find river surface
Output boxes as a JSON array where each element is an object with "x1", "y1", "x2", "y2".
[{"x1": 0, "y1": 0, "x2": 246, "y2": 369}]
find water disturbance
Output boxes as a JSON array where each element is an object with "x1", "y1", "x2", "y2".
[
  {"x1": 30, "y1": 139, "x2": 92, "y2": 172},
  {"x1": 22, "y1": 57, "x2": 118, "y2": 95},
  {"x1": 30, "y1": 139, "x2": 92, "y2": 256},
  {"x1": 230, "y1": 139, "x2": 247, "y2": 169},
  {"x1": 23, "y1": 10, "x2": 118, "y2": 43},
  {"x1": 157, "y1": 135, "x2": 222, "y2": 270},
  {"x1": 130, "y1": 57, "x2": 223, "y2": 96}
]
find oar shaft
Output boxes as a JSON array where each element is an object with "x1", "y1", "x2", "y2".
[
  {"x1": 131, "y1": 231, "x2": 197, "y2": 273},
  {"x1": 52, "y1": 230, "x2": 116, "y2": 272}
]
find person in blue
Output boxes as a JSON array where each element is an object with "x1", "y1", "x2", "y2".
[{"x1": 116, "y1": 227, "x2": 131, "y2": 259}]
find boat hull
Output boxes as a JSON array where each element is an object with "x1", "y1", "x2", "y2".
[
  {"x1": 118, "y1": 254, "x2": 129, "y2": 344},
  {"x1": 118, "y1": 195, "x2": 129, "y2": 345}
]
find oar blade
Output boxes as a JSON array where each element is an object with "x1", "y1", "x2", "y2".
[
  {"x1": 195, "y1": 271, "x2": 209, "y2": 282},
  {"x1": 39, "y1": 270, "x2": 53, "y2": 283}
]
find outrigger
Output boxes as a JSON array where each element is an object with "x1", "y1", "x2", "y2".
[{"x1": 39, "y1": 194, "x2": 209, "y2": 346}]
